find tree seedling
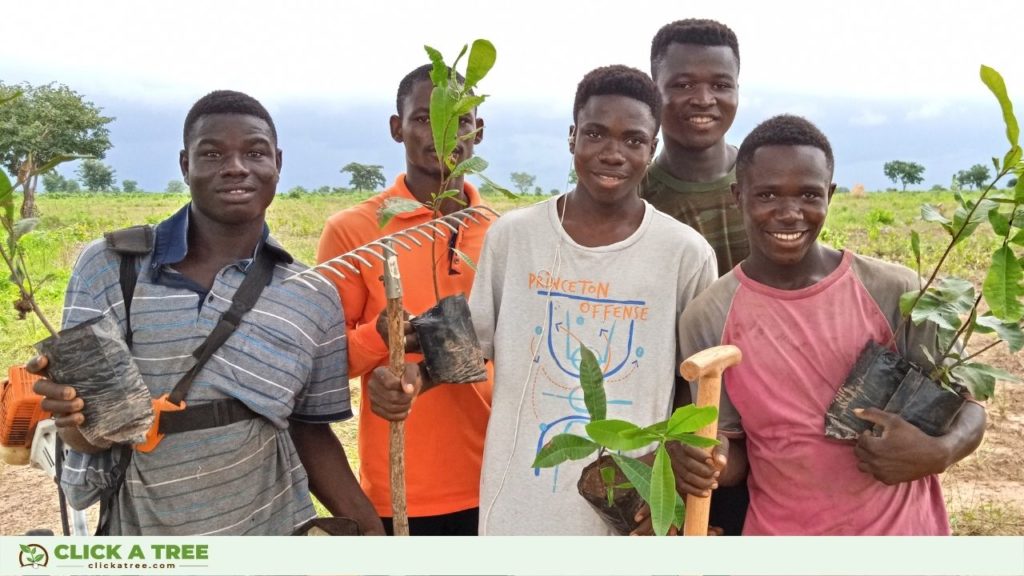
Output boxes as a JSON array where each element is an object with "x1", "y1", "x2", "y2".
[{"x1": 531, "y1": 346, "x2": 719, "y2": 536}]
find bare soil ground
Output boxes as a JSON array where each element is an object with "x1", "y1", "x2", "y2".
[{"x1": 2, "y1": 353, "x2": 1021, "y2": 536}]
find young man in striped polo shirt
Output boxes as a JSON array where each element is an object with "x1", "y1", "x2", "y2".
[{"x1": 31, "y1": 91, "x2": 384, "y2": 536}]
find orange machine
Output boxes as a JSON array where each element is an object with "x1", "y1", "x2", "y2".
[{"x1": 0, "y1": 365, "x2": 48, "y2": 465}]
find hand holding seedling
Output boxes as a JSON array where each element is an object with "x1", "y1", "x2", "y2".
[
  {"x1": 367, "y1": 362, "x2": 424, "y2": 421},
  {"x1": 28, "y1": 354, "x2": 105, "y2": 454},
  {"x1": 375, "y1": 309, "x2": 420, "y2": 354},
  {"x1": 853, "y1": 404, "x2": 985, "y2": 485}
]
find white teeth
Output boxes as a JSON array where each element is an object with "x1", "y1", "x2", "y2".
[
  {"x1": 689, "y1": 117, "x2": 714, "y2": 125},
  {"x1": 771, "y1": 232, "x2": 803, "y2": 241}
]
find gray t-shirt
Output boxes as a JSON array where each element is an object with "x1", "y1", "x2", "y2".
[{"x1": 471, "y1": 197, "x2": 717, "y2": 535}]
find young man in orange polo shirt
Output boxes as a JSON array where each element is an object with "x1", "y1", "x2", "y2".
[{"x1": 316, "y1": 64, "x2": 492, "y2": 535}]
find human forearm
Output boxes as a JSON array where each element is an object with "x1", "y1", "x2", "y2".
[
  {"x1": 289, "y1": 421, "x2": 384, "y2": 535},
  {"x1": 935, "y1": 401, "x2": 986, "y2": 471},
  {"x1": 717, "y1": 437, "x2": 747, "y2": 487}
]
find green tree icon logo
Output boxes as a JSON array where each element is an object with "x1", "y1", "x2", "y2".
[{"x1": 19, "y1": 544, "x2": 48, "y2": 568}]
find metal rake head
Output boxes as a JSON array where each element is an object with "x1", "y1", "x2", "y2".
[{"x1": 285, "y1": 205, "x2": 500, "y2": 284}]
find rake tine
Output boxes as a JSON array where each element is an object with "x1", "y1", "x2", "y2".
[
  {"x1": 392, "y1": 230, "x2": 422, "y2": 247},
  {"x1": 318, "y1": 264, "x2": 349, "y2": 281},
  {"x1": 436, "y1": 219, "x2": 460, "y2": 233},
  {"x1": 348, "y1": 251, "x2": 377, "y2": 268},
  {"x1": 422, "y1": 222, "x2": 445, "y2": 236},
  {"x1": 357, "y1": 246, "x2": 389, "y2": 262},
  {"x1": 409, "y1": 226, "x2": 436, "y2": 242},
  {"x1": 369, "y1": 241, "x2": 399, "y2": 257},
  {"x1": 455, "y1": 211, "x2": 483, "y2": 225}
]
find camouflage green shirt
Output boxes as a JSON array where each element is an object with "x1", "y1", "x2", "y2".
[{"x1": 639, "y1": 161, "x2": 749, "y2": 276}]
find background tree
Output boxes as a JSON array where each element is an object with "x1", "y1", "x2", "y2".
[
  {"x1": 41, "y1": 171, "x2": 79, "y2": 193},
  {"x1": 510, "y1": 171, "x2": 536, "y2": 195},
  {"x1": 340, "y1": 162, "x2": 385, "y2": 192},
  {"x1": 882, "y1": 160, "x2": 925, "y2": 192},
  {"x1": 121, "y1": 179, "x2": 140, "y2": 193},
  {"x1": 76, "y1": 159, "x2": 116, "y2": 191},
  {"x1": 0, "y1": 81, "x2": 113, "y2": 216},
  {"x1": 166, "y1": 179, "x2": 186, "y2": 193},
  {"x1": 955, "y1": 164, "x2": 991, "y2": 190}
]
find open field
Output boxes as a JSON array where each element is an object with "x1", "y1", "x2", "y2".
[{"x1": 1, "y1": 189, "x2": 1021, "y2": 535}]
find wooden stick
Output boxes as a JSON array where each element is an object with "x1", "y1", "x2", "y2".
[
  {"x1": 679, "y1": 345, "x2": 742, "y2": 536},
  {"x1": 382, "y1": 240, "x2": 409, "y2": 536}
]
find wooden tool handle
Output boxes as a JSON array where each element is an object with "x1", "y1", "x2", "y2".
[
  {"x1": 382, "y1": 243, "x2": 409, "y2": 536},
  {"x1": 680, "y1": 345, "x2": 742, "y2": 536}
]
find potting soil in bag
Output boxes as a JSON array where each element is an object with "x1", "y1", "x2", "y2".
[
  {"x1": 36, "y1": 314, "x2": 154, "y2": 447},
  {"x1": 411, "y1": 293, "x2": 487, "y2": 384},
  {"x1": 824, "y1": 340, "x2": 909, "y2": 440}
]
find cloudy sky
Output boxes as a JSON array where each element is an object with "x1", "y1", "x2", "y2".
[{"x1": 3, "y1": 0, "x2": 1022, "y2": 192}]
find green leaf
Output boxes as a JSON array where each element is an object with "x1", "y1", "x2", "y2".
[
  {"x1": 450, "y1": 44, "x2": 469, "y2": 78},
  {"x1": 464, "y1": 39, "x2": 497, "y2": 91},
  {"x1": 666, "y1": 404, "x2": 719, "y2": 435},
  {"x1": 1005, "y1": 146, "x2": 1023, "y2": 172},
  {"x1": 1011, "y1": 229, "x2": 1024, "y2": 246},
  {"x1": 600, "y1": 465, "x2": 617, "y2": 486},
  {"x1": 586, "y1": 419, "x2": 651, "y2": 451},
  {"x1": 951, "y1": 199, "x2": 997, "y2": 245},
  {"x1": 449, "y1": 156, "x2": 488, "y2": 180},
  {"x1": 975, "y1": 314, "x2": 1024, "y2": 352},
  {"x1": 424, "y1": 45, "x2": 447, "y2": 88},
  {"x1": 453, "y1": 95, "x2": 486, "y2": 117},
  {"x1": 980, "y1": 65, "x2": 1019, "y2": 148},
  {"x1": 952, "y1": 364, "x2": 996, "y2": 400},
  {"x1": 921, "y1": 204, "x2": 950, "y2": 225},
  {"x1": 918, "y1": 344, "x2": 937, "y2": 367},
  {"x1": 989, "y1": 208, "x2": 1012, "y2": 236},
  {"x1": 20, "y1": 544, "x2": 33, "y2": 554},
  {"x1": 665, "y1": 433, "x2": 721, "y2": 449},
  {"x1": 983, "y1": 245, "x2": 1024, "y2": 322},
  {"x1": 578, "y1": 345, "x2": 606, "y2": 421},
  {"x1": 434, "y1": 189, "x2": 463, "y2": 202},
  {"x1": 993, "y1": 156, "x2": 1001, "y2": 172},
  {"x1": 430, "y1": 85, "x2": 460, "y2": 167},
  {"x1": 531, "y1": 433, "x2": 600, "y2": 468},
  {"x1": 963, "y1": 362, "x2": 1022, "y2": 383},
  {"x1": 0, "y1": 169, "x2": 13, "y2": 206},
  {"x1": 450, "y1": 247, "x2": 477, "y2": 272},
  {"x1": 477, "y1": 173, "x2": 519, "y2": 199},
  {"x1": 910, "y1": 278, "x2": 975, "y2": 330},
  {"x1": 1016, "y1": 174, "x2": 1024, "y2": 203},
  {"x1": 377, "y1": 197, "x2": 425, "y2": 228},
  {"x1": 12, "y1": 217, "x2": 39, "y2": 241},
  {"x1": 650, "y1": 444, "x2": 676, "y2": 536},
  {"x1": 910, "y1": 230, "x2": 922, "y2": 279},
  {"x1": 899, "y1": 289, "x2": 920, "y2": 316}
]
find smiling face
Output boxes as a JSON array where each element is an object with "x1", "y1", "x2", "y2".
[
  {"x1": 180, "y1": 113, "x2": 281, "y2": 227},
  {"x1": 571, "y1": 94, "x2": 658, "y2": 207},
  {"x1": 734, "y1": 145, "x2": 835, "y2": 269},
  {"x1": 654, "y1": 43, "x2": 738, "y2": 152},
  {"x1": 390, "y1": 79, "x2": 483, "y2": 180}
]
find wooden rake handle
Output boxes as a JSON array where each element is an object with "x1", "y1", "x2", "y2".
[
  {"x1": 382, "y1": 241, "x2": 409, "y2": 536},
  {"x1": 679, "y1": 345, "x2": 742, "y2": 536}
]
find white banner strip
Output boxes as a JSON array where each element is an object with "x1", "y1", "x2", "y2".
[{"x1": 2, "y1": 536, "x2": 1023, "y2": 575}]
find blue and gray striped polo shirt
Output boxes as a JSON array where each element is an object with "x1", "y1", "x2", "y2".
[{"x1": 59, "y1": 204, "x2": 351, "y2": 535}]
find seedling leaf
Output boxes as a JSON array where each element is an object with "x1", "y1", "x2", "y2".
[
  {"x1": 424, "y1": 45, "x2": 448, "y2": 87},
  {"x1": 980, "y1": 65, "x2": 1019, "y2": 148},
  {"x1": 982, "y1": 245, "x2": 1024, "y2": 322},
  {"x1": 975, "y1": 313, "x2": 1024, "y2": 352},
  {"x1": 610, "y1": 453, "x2": 686, "y2": 532},
  {"x1": 586, "y1": 419, "x2": 651, "y2": 451},
  {"x1": 465, "y1": 39, "x2": 497, "y2": 90},
  {"x1": 531, "y1": 433, "x2": 599, "y2": 468},
  {"x1": 666, "y1": 404, "x2": 718, "y2": 435},
  {"x1": 579, "y1": 345, "x2": 606, "y2": 421},
  {"x1": 430, "y1": 86, "x2": 460, "y2": 168},
  {"x1": 1005, "y1": 145, "x2": 1022, "y2": 171},
  {"x1": 665, "y1": 433, "x2": 721, "y2": 449},
  {"x1": 449, "y1": 156, "x2": 488, "y2": 180},
  {"x1": 12, "y1": 217, "x2": 39, "y2": 241},
  {"x1": 909, "y1": 278, "x2": 975, "y2": 330},
  {"x1": 989, "y1": 208, "x2": 1011, "y2": 236},
  {"x1": 650, "y1": 444, "x2": 676, "y2": 536},
  {"x1": 377, "y1": 197, "x2": 425, "y2": 228},
  {"x1": 921, "y1": 204, "x2": 950, "y2": 226},
  {"x1": 910, "y1": 230, "x2": 922, "y2": 279},
  {"x1": 477, "y1": 173, "x2": 519, "y2": 199}
]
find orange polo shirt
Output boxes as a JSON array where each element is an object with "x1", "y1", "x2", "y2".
[{"x1": 317, "y1": 174, "x2": 493, "y2": 518}]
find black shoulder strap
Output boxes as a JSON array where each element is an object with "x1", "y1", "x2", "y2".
[
  {"x1": 104, "y1": 225, "x2": 155, "y2": 350},
  {"x1": 167, "y1": 248, "x2": 277, "y2": 406}
]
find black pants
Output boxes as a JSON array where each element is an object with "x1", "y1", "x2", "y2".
[
  {"x1": 381, "y1": 507, "x2": 479, "y2": 536},
  {"x1": 709, "y1": 483, "x2": 749, "y2": 535}
]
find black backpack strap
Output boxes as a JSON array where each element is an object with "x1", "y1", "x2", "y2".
[
  {"x1": 167, "y1": 248, "x2": 278, "y2": 406},
  {"x1": 95, "y1": 443, "x2": 133, "y2": 535},
  {"x1": 104, "y1": 225, "x2": 154, "y2": 350}
]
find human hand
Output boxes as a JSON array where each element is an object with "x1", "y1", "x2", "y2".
[
  {"x1": 366, "y1": 363, "x2": 422, "y2": 421},
  {"x1": 28, "y1": 355, "x2": 86, "y2": 429},
  {"x1": 375, "y1": 310, "x2": 420, "y2": 354},
  {"x1": 666, "y1": 434, "x2": 729, "y2": 497},
  {"x1": 853, "y1": 407, "x2": 950, "y2": 485}
]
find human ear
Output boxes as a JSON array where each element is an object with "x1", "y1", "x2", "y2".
[
  {"x1": 567, "y1": 125, "x2": 576, "y2": 154},
  {"x1": 179, "y1": 150, "x2": 189, "y2": 184},
  {"x1": 827, "y1": 182, "x2": 837, "y2": 203},
  {"x1": 389, "y1": 115, "x2": 403, "y2": 143},
  {"x1": 275, "y1": 149, "x2": 283, "y2": 179},
  {"x1": 474, "y1": 118, "x2": 485, "y2": 144},
  {"x1": 731, "y1": 181, "x2": 741, "y2": 207}
]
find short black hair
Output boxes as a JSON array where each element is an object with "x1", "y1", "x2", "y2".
[
  {"x1": 650, "y1": 19, "x2": 740, "y2": 78},
  {"x1": 573, "y1": 65, "x2": 661, "y2": 131},
  {"x1": 736, "y1": 114, "x2": 834, "y2": 184},
  {"x1": 395, "y1": 64, "x2": 468, "y2": 116},
  {"x1": 183, "y1": 90, "x2": 277, "y2": 149}
]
